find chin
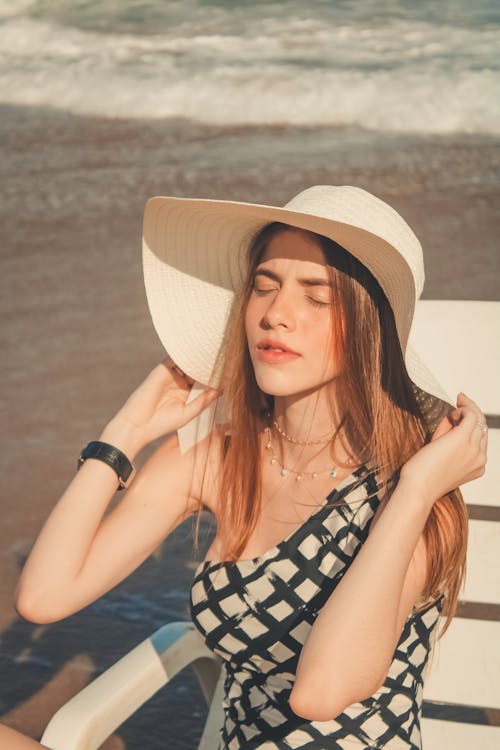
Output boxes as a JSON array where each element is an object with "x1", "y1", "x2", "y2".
[
  {"x1": 253, "y1": 370, "x2": 316, "y2": 399},
  {"x1": 252, "y1": 364, "x2": 338, "y2": 401}
]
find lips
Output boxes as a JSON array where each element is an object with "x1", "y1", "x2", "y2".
[
  {"x1": 256, "y1": 339, "x2": 300, "y2": 364},
  {"x1": 257, "y1": 339, "x2": 299, "y2": 355}
]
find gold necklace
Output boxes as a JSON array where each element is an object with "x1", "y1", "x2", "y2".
[
  {"x1": 272, "y1": 418, "x2": 334, "y2": 446},
  {"x1": 265, "y1": 427, "x2": 337, "y2": 481}
]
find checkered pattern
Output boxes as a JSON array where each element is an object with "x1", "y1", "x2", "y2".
[{"x1": 190, "y1": 465, "x2": 442, "y2": 749}]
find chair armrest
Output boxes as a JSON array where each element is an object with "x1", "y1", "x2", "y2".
[{"x1": 40, "y1": 621, "x2": 221, "y2": 750}]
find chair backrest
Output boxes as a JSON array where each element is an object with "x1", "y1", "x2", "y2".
[{"x1": 410, "y1": 300, "x2": 500, "y2": 749}]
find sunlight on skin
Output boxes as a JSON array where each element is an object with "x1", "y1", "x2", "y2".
[
  {"x1": 0, "y1": 724, "x2": 49, "y2": 749},
  {"x1": 245, "y1": 228, "x2": 343, "y2": 440}
]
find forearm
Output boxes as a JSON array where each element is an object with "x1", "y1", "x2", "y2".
[
  {"x1": 15, "y1": 418, "x2": 144, "y2": 620},
  {"x1": 290, "y1": 477, "x2": 433, "y2": 719},
  {"x1": 14, "y1": 359, "x2": 219, "y2": 622},
  {"x1": 0, "y1": 723, "x2": 49, "y2": 749}
]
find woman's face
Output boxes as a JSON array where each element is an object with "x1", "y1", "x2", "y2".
[{"x1": 245, "y1": 228, "x2": 342, "y2": 398}]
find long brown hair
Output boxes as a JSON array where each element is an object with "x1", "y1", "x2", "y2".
[{"x1": 199, "y1": 221, "x2": 467, "y2": 637}]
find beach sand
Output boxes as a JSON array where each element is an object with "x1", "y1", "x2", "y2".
[{"x1": 1, "y1": 104, "x2": 499, "y2": 747}]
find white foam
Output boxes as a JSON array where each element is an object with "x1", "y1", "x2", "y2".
[
  {"x1": 0, "y1": 0, "x2": 32, "y2": 19},
  {"x1": 0, "y1": 15, "x2": 499, "y2": 134}
]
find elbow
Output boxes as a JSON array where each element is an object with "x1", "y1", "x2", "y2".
[
  {"x1": 289, "y1": 675, "x2": 385, "y2": 722},
  {"x1": 289, "y1": 688, "x2": 353, "y2": 722},
  {"x1": 290, "y1": 689, "x2": 342, "y2": 722},
  {"x1": 14, "y1": 587, "x2": 67, "y2": 624}
]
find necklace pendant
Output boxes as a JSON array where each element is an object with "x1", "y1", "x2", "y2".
[
  {"x1": 330, "y1": 468, "x2": 337, "y2": 477},
  {"x1": 295, "y1": 473, "x2": 303, "y2": 482},
  {"x1": 280, "y1": 468, "x2": 288, "y2": 477},
  {"x1": 266, "y1": 440, "x2": 272, "y2": 450},
  {"x1": 271, "y1": 456, "x2": 277, "y2": 465},
  {"x1": 312, "y1": 472, "x2": 318, "y2": 479}
]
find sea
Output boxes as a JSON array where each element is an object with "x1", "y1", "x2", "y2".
[{"x1": 0, "y1": 0, "x2": 499, "y2": 133}]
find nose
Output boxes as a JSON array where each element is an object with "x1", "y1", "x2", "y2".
[{"x1": 261, "y1": 288, "x2": 296, "y2": 330}]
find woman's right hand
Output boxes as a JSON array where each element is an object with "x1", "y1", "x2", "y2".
[{"x1": 102, "y1": 358, "x2": 221, "y2": 454}]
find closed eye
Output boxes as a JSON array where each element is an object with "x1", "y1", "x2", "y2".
[
  {"x1": 306, "y1": 296, "x2": 331, "y2": 308},
  {"x1": 253, "y1": 286, "x2": 277, "y2": 295},
  {"x1": 253, "y1": 288, "x2": 330, "y2": 307}
]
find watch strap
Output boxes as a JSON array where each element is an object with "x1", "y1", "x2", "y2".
[{"x1": 77, "y1": 441, "x2": 135, "y2": 490}]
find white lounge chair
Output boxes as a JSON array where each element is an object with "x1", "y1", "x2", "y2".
[
  {"x1": 39, "y1": 300, "x2": 500, "y2": 750},
  {"x1": 412, "y1": 301, "x2": 500, "y2": 750}
]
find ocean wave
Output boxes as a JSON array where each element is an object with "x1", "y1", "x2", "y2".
[
  {"x1": 0, "y1": 12, "x2": 499, "y2": 133},
  {"x1": 5, "y1": 0, "x2": 500, "y2": 33}
]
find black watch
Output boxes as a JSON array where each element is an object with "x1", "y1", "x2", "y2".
[{"x1": 77, "y1": 441, "x2": 136, "y2": 490}]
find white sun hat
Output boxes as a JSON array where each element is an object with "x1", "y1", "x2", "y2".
[{"x1": 142, "y1": 185, "x2": 451, "y2": 451}]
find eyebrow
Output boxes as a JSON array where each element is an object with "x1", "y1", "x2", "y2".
[{"x1": 254, "y1": 268, "x2": 332, "y2": 288}]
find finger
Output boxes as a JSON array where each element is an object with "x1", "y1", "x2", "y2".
[
  {"x1": 155, "y1": 358, "x2": 179, "y2": 385},
  {"x1": 161, "y1": 355, "x2": 175, "y2": 370},
  {"x1": 457, "y1": 392, "x2": 481, "y2": 411},
  {"x1": 148, "y1": 365, "x2": 186, "y2": 399},
  {"x1": 160, "y1": 356, "x2": 185, "y2": 379},
  {"x1": 182, "y1": 387, "x2": 221, "y2": 422},
  {"x1": 479, "y1": 422, "x2": 488, "y2": 447},
  {"x1": 160, "y1": 356, "x2": 184, "y2": 377},
  {"x1": 462, "y1": 402, "x2": 487, "y2": 431},
  {"x1": 463, "y1": 409, "x2": 488, "y2": 443},
  {"x1": 171, "y1": 363, "x2": 195, "y2": 388},
  {"x1": 452, "y1": 401, "x2": 485, "y2": 430},
  {"x1": 456, "y1": 394, "x2": 485, "y2": 431},
  {"x1": 477, "y1": 419, "x2": 489, "y2": 443},
  {"x1": 162, "y1": 359, "x2": 194, "y2": 390},
  {"x1": 141, "y1": 361, "x2": 176, "y2": 394}
]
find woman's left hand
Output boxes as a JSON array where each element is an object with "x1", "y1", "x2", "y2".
[{"x1": 399, "y1": 392, "x2": 488, "y2": 506}]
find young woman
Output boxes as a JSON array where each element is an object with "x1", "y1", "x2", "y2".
[{"x1": 7, "y1": 186, "x2": 487, "y2": 749}]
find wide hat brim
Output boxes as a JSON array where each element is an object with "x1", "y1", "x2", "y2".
[{"x1": 142, "y1": 185, "x2": 451, "y2": 415}]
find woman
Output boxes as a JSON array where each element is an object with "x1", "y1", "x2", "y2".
[{"x1": 6, "y1": 186, "x2": 487, "y2": 748}]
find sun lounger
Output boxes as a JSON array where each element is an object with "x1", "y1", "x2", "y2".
[
  {"x1": 411, "y1": 301, "x2": 500, "y2": 749},
  {"x1": 39, "y1": 300, "x2": 500, "y2": 750}
]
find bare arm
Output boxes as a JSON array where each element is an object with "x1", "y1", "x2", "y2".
[
  {"x1": 14, "y1": 360, "x2": 220, "y2": 624},
  {"x1": 290, "y1": 477, "x2": 430, "y2": 720},
  {"x1": 0, "y1": 723, "x2": 50, "y2": 749},
  {"x1": 289, "y1": 393, "x2": 487, "y2": 720}
]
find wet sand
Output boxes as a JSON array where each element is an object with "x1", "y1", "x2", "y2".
[{"x1": 1, "y1": 104, "x2": 499, "y2": 747}]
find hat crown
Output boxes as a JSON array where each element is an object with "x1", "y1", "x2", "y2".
[{"x1": 283, "y1": 185, "x2": 424, "y2": 299}]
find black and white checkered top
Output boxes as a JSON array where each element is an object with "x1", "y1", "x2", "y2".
[{"x1": 190, "y1": 464, "x2": 443, "y2": 749}]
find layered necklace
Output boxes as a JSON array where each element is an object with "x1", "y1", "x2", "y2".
[{"x1": 265, "y1": 419, "x2": 341, "y2": 482}]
